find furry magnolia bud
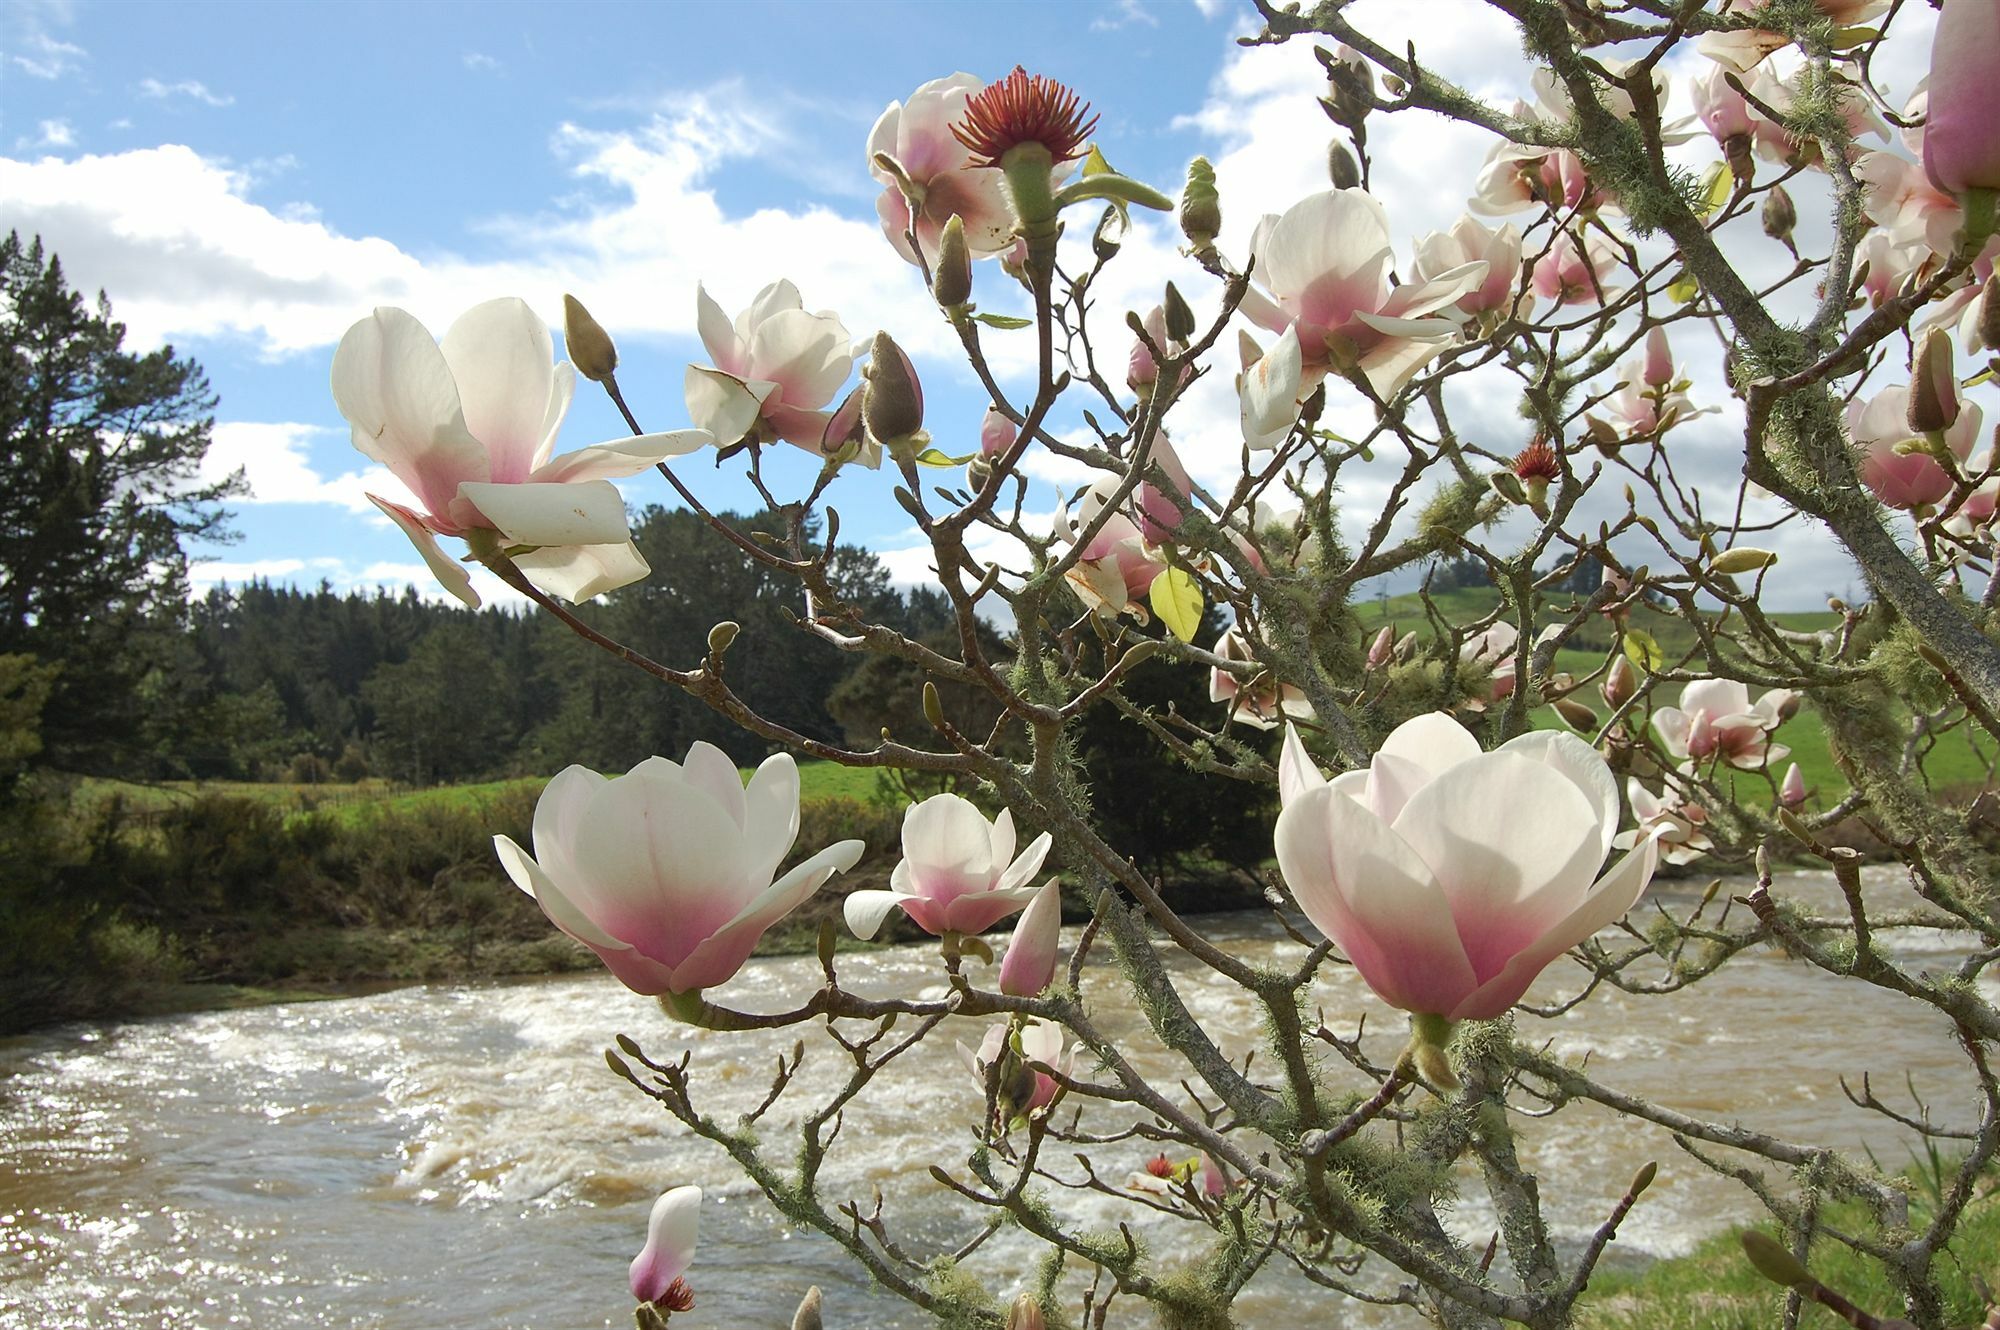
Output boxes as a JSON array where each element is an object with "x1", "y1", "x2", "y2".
[
  {"x1": 1179, "y1": 156, "x2": 1221, "y2": 249},
  {"x1": 1163, "y1": 282, "x2": 1197, "y2": 342},
  {"x1": 933, "y1": 215, "x2": 972, "y2": 308},
  {"x1": 1327, "y1": 140, "x2": 1362, "y2": 190},
  {"x1": 1909, "y1": 326, "x2": 1961, "y2": 433},
  {"x1": 863, "y1": 332, "x2": 925, "y2": 444},
  {"x1": 562, "y1": 294, "x2": 618, "y2": 383},
  {"x1": 1004, "y1": 1295, "x2": 1047, "y2": 1330},
  {"x1": 1761, "y1": 185, "x2": 1796, "y2": 244},
  {"x1": 791, "y1": 1286, "x2": 825, "y2": 1330}
]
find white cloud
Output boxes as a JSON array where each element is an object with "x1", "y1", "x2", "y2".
[
  {"x1": 189, "y1": 553, "x2": 528, "y2": 608},
  {"x1": 463, "y1": 51, "x2": 501, "y2": 73},
  {"x1": 5, "y1": 0, "x2": 83, "y2": 81},
  {"x1": 26, "y1": 119, "x2": 74, "y2": 150},
  {"x1": 136, "y1": 77, "x2": 234, "y2": 107},
  {"x1": 1093, "y1": 0, "x2": 1159, "y2": 32},
  {"x1": 200, "y1": 421, "x2": 385, "y2": 512},
  {"x1": 1192, "y1": 0, "x2": 1226, "y2": 16}
]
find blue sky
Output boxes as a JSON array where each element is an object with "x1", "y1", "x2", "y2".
[{"x1": 0, "y1": 0, "x2": 1945, "y2": 610}]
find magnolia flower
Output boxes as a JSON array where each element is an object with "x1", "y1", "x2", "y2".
[
  {"x1": 1459, "y1": 620, "x2": 1518, "y2": 710},
  {"x1": 1849, "y1": 384, "x2": 1984, "y2": 510},
  {"x1": 959, "y1": 1018, "x2": 1071, "y2": 1118},
  {"x1": 1209, "y1": 626, "x2": 1314, "y2": 730},
  {"x1": 493, "y1": 745, "x2": 864, "y2": 996},
  {"x1": 1592, "y1": 327, "x2": 1708, "y2": 440},
  {"x1": 1697, "y1": 0, "x2": 1889, "y2": 72},
  {"x1": 1056, "y1": 478, "x2": 1167, "y2": 620},
  {"x1": 1532, "y1": 229, "x2": 1622, "y2": 307},
  {"x1": 1924, "y1": 0, "x2": 2000, "y2": 196},
  {"x1": 868, "y1": 74, "x2": 1018, "y2": 267},
  {"x1": 631, "y1": 1186, "x2": 701, "y2": 1309},
  {"x1": 684, "y1": 281, "x2": 856, "y2": 457},
  {"x1": 844, "y1": 793, "x2": 1053, "y2": 938},
  {"x1": 980, "y1": 405, "x2": 1017, "y2": 457},
  {"x1": 1238, "y1": 189, "x2": 1487, "y2": 399},
  {"x1": 331, "y1": 299, "x2": 709, "y2": 608},
  {"x1": 1615, "y1": 778, "x2": 1714, "y2": 866},
  {"x1": 999, "y1": 879, "x2": 1062, "y2": 997},
  {"x1": 1412, "y1": 216, "x2": 1524, "y2": 320},
  {"x1": 1470, "y1": 139, "x2": 1603, "y2": 218},
  {"x1": 1128, "y1": 304, "x2": 1191, "y2": 393},
  {"x1": 1274, "y1": 715, "x2": 1659, "y2": 1020},
  {"x1": 1651, "y1": 679, "x2": 1795, "y2": 770},
  {"x1": 1239, "y1": 325, "x2": 1305, "y2": 451},
  {"x1": 1856, "y1": 151, "x2": 1965, "y2": 259}
]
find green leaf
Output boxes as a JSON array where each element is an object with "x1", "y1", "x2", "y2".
[
  {"x1": 1052, "y1": 174, "x2": 1174, "y2": 213},
  {"x1": 1623, "y1": 628, "x2": 1663, "y2": 673},
  {"x1": 974, "y1": 312, "x2": 1033, "y2": 330},
  {"x1": 1667, "y1": 270, "x2": 1700, "y2": 304},
  {"x1": 1082, "y1": 144, "x2": 1114, "y2": 177},
  {"x1": 1150, "y1": 565, "x2": 1203, "y2": 643},
  {"x1": 1965, "y1": 366, "x2": 1995, "y2": 389},
  {"x1": 914, "y1": 448, "x2": 976, "y2": 468}
]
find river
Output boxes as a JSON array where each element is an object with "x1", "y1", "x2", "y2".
[{"x1": 1, "y1": 868, "x2": 1987, "y2": 1328}]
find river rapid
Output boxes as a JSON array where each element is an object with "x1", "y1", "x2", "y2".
[{"x1": 1, "y1": 868, "x2": 1987, "y2": 1328}]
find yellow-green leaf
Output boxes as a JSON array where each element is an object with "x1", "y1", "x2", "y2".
[
  {"x1": 1082, "y1": 144, "x2": 1114, "y2": 177},
  {"x1": 1623, "y1": 628, "x2": 1663, "y2": 672},
  {"x1": 914, "y1": 448, "x2": 976, "y2": 468},
  {"x1": 1667, "y1": 270, "x2": 1700, "y2": 304},
  {"x1": 1697, "y1": 162, "x2": 1732, "y2": 219},
  {"x1": 974, "y1": 312, "x2": 1033, "y2": 330},
  {"x1": 1150, "y1": 565, "x2": 1203, "y2": 643}
]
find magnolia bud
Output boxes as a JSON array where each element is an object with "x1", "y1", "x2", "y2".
[
  {"x1": 792, "y1": 1286, "x2": 825, "y2": 1330},
  {"x1": 1366, "y1": 625, "x2": 1394, "y2": 670},
  {"x1": 1740, "y1": 1231, "x2": 1812, "y2": 1289},
  {"x1": 1780, "y1": 763, "x2": 1806, "y2": 807},
  {"x1": 933, "y1": 216, "x2": 972, "y2": 308},
  {"x1": 707, "y1": 621, "x2": 741, "y2": 654},
  {"x1": 1179, "y1": 157, "x2": 1221, "y2": 249},
  {"x1": 1554, "y1": 697, "x2": 1598, "y2": 731},
  {"x1": 1394, "y1": 630, "x2": 1419, "y2": 663},
  {"x1": 562, "y1": 294, "x2": 618, "y2": 383},
  {"x1": 1163, "y1": 282, "x2": 1197, "y2": 343},
  {"x1": 922, "y1": 680, "x2": 945, "y2": 729},
  {"x1": 1708, "y1": 546, "x2": 1777, "y2": 576},
  {"x1": 820, "y1": 385, "x2": 865, "y2": 460},
  {"x1": 981, "y1": 405, "x2": 1017, "y2": 458},
  {"x1": 1979, "y1": 274, "x2": 2000, "y2": 351},
  {"x1": 1005, "y1": 1294, "x2": 1047, "y2": 1330},
  {"x1": 1321, "y1": 46, "x2": 1374, "y2": 129},
  {"x1": 1629, "y1": 1161, "x2": 1658, "y2": 1197},
  {"x1": 1909, "y1": 327, "x2": 1961, "y2": 433},
  {"x1": 1327, "y1": 140, "x2": 1361, "y2": 190},
  {"x1": 1601, "y1": 655, "x2": 1638, "y2": 708},
  {"x1": 863, "y1": 332, "x2": 925, "y2": 444},
  {"x1": 1761, "y1": 185, "x2": 1796, "y2": 244}
]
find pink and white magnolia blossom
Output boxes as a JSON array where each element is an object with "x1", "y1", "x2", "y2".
[
  {"x1": 1532, "y1": 229, "x2": 1622, "y2": 307},
  {"x1": 868, "y1": 74, "x2": 1017, "y2": 267},
  {"x1": 1209, "y1": 626, "x2": 1314, "y2": 731},
  {"x1": 1237, "y1": 189, "x2": 1488, "y2": 399},
  {"x1": 1849, "y1": 383, "x2": 1984, "y2": 510},
  {"x1": 1651, "y1": 679, "x2": 1796, "y2": 770},
  {"x1": 1412, "y1": 216, "x2": 1525, "y2": 320},
  {"x1": 1239, "y1": 325, "x2": 1304, "y2": 451},
  {"x1": 1459, "y1": 620, "x2": 1518, "y2": 710},
  {"x1": 999, "y1": 879, "x2": 1063, "y2": 997},
  {"x1": 1470, "y1": 140, "x2": 1603, "y2": 218},
  {"x1": 1696, "y1": 0, "x2": 1889, "y2": 73},
  {"x1": 844, "y1": 793, "x2": 1054, "y2": 939},
  {"x1": 1274, "y1": 715, "x2": 1659, "y2": 1021},
  {"x1": 1593, "y1": 327, "x2": 1708, "y2": 439},
  {"x1": 1057, "y1": 478, "x2": 1168, "y2": 620},
  {"x1": 1614, "y1": 778, "x2": 1714, "y2": 866},
  {"x1": 960, "y1": 1018, "x2": 1071, "y2": 1118},
  {"x1": 980, "y1": 404, "x2": 1017, "y2": 458},
  {"x1": 1857, "y1": 151, "x2": 1966, "y2": 259},
  {"x1": 1923, "y1": 0, "x2": 2000, "y2": 196},
  {"x1": 494, "y1": 746, "x2": 864, "y2": 996},
  {"x1": 684, "y1": 281, "x2": 857, "y2": 458},
  {"x1": 1696, "y1": 64, "x2": 1884, "y2": 172},
  {"x1": 330, "y1": 299, "x2": 709, "y2": 609},
  {"x1": 630, "y1": 1186, "x2": 701, "y2": 1307}
]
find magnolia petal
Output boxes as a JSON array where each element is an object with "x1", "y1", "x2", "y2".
[
  {"x1": 684, "y1": 365, "x2": 772, "y2": 446},
  {"x1": 1278, "y1": 723, "x2": 1328, "y2": 806},
  {"x1": 512, "y1": 541, "x2": 650, "y2": 603},
  {"x1": 902, "y1": 794, "x2": 998, "y2": 882},
  {"x1": 1500, "y1": 729, "x2": 1621, "y2": 865},
  {"x1": 530, "y1": 361, "x2": 576, "y2": 473},
  {"x1": 939, "y1": 882, "x2": 1046, "y2": 935},
  {"x1": 671, "y1": 838, "x2": 864, "y2": 992},
  {"x1": 1377, "y1": 712, "x2": 1481, "y2": 784},
  {"x1": 1275, "y1": 785, "x2": 1476, "y2": 1015},
  {"x1": 1241, "y1": 323, "x2": 1303, "y2": 450},
  {"x1": 456, "y1": 479, "x2": 632, "y2": 548},
  {"x1": 529, "y1": 431, "x2": 713, "y2": 484},
  {"x1": 742, "y1": 278, "x2": 805, "y2": 335},
  {"x1": 439, "y1": 297, "x2": 558, "y2": 485},
  {"x1": 746, "y1": 308, "x2": 853, "y2": 411},
  {"x1": 843, "y1": 889, "x2": 918, "y2": 940},
  {"x1": 368, "y1": 493, "x2": 480, "y2": 608},
  {"x1": 695, "y1": 284, "x2": 742, "y2": 374},
  {"x1": 572, "y1": 771, "x2": 750, "y2": 968},
  {"x1": 1391, "y1": 753, "x2": 1603, "y2": 985},
  {"x1": 1260, "y1": 190, "x2": 1393, "y2": 307},
  {"x1": 492, "y1": 834, "x2": 630, "y2": 952},
  {"x1": 1357, "y1": 336, "x2": 1453, "y2": 400},
  {"x1": 630, "y1": 1186, "x2": 702, "y2": 1305},
  {"x1": 999, "y1": 878, "x2": 1063, "y2": 996},
  {"x1": 332, "y1": 307, "x2": 487, "y2": 516},
  {"x1": 992, "y1": 830, "x2": 1054, "y2": 895},
  {"x1": 680, "y1": 740, "x2": 749, "y2": 831},
  {"x1": 742, "y1": 753, "x2": 803, "y2": 886},
  {"x1": 532, "y1": 764, "x2": 609, "y2": 887},
  {"x1": 1450, "y1": 834, "x2": 1658, "y2": 1020}
]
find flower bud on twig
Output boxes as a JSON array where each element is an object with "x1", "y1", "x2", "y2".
[
  {"x1": 562, "y1": 294, "x2": 618, "y2": 383},
  {"x1": 933, "y1": 216, "x2": 971, "y2": 308}
]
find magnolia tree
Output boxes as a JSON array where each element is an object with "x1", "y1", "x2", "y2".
[{"x1": 331, "y1": 2, "x2": 2000, "y2": 1326}]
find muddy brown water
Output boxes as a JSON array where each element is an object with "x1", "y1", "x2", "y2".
[{"x1": 2, "y1": 867, "x2": 1986, "y2": 1328}]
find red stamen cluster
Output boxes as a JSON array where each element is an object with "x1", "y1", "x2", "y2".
[
  {"x1": 1145, "y1": 1152, "x2": 1175, "y2": 1178},
  {"x1": 952, "y1": 67, "x2": 1098, "y2": 168},
  {"x1": 658, "y1": 1278, "x2": 696, "y2": 1313},
  {"x1": 1513, "y1": 439, "x2": 1561, "y2": 482}
]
